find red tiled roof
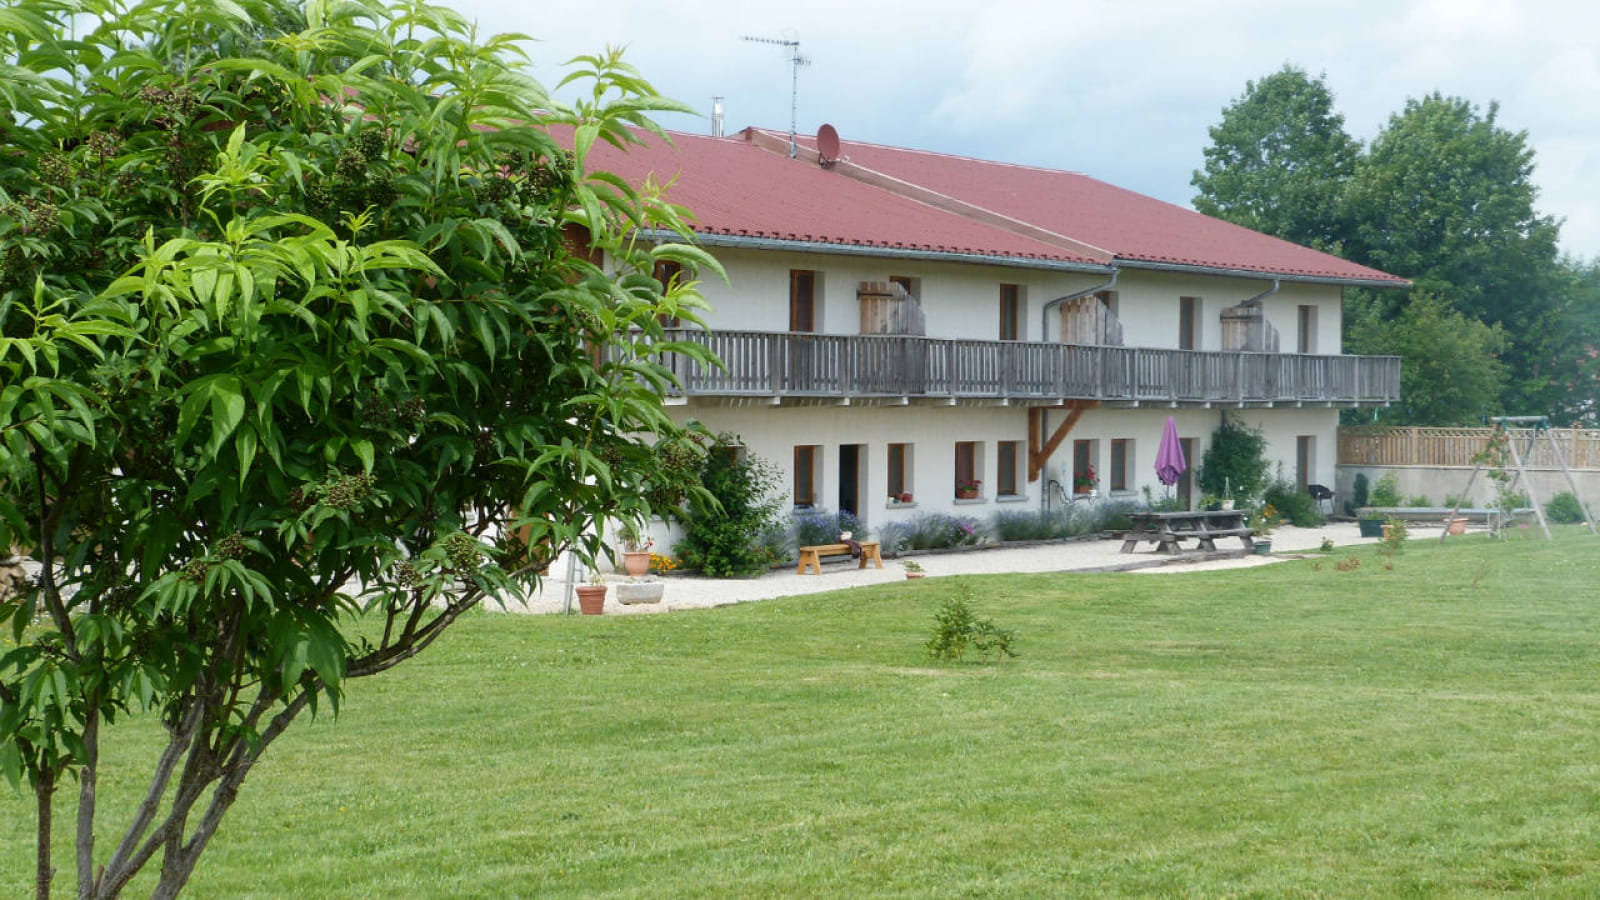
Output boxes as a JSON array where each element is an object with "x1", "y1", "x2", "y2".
[
  {"x1": 578, "y1": 129, "x2": 1108, "y2": 267},
  {"x1": 749, "y1": 128, "x2": 1408, "y2": 286}
]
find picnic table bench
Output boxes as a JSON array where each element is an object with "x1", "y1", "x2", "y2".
[
  {"x1": 796, "y1": 541, "x2": 883, "y2": 575},
  {"x1": 1120, "y1": 510, "x2": 1255, "y2": 555}
]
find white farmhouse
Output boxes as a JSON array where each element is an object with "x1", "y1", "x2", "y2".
[{"x1": 592, "y1": 125, "x2": 1407, "y2": 530}]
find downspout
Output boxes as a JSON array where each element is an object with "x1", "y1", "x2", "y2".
[
  {"x1": 1240, "y1": 277, "x2": 1281, "y2": 307},
  {"x1": 1038, "y1": 269, "x2": 1120, "y2": 516}
]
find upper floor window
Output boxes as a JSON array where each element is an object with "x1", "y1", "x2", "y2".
[
  {"x1": 790, "y1": 270, "x2": 818, "y2": 332},
  {"x1": 1179, "y1": 296, "x2": 1200, "y2": 350},
  {"x1": 654, "y1": 260, "x2": 684, "y2": 328},
  {"x1": 1298, "y1": 305, "x2": 1318, "y2": 354},
  {"x1": 999, "y1": 284, "x2": 1022, "y2": 341}
]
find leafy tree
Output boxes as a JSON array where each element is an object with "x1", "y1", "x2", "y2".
[
  {"x1": 1197, "y1": 415, "x2": 1271, "y2": 504},
  {"x1": 1191, "y1": 65, "x2": 1359, "y2": 252},
  {"x1": 1343, "y1": 93, "x2": 1561, "y2": 325},
  {"x1": 1346, "y1": 291, "x2": 1507, "y2": 425},
  {"x1": 0, "y1": 1, "x2": 719, "y2": 897}
]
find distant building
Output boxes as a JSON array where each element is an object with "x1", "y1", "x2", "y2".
[{"x1": 590, "y1": 124, "x2": 1407, "y2": 527}]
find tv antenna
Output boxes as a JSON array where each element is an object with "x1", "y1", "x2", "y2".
[{"x1": 742, "y1": 33, "x2": 809, "y2": 158}]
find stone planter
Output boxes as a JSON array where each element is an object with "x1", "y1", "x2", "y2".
[
  {"x1": 1253, "y1": 540, "x2": 1273, "y2": 555},
  {"x1": 616, "y1": 581, "x2": 665, "y2": 605}
]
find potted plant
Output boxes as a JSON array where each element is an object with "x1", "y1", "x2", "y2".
[
  {"x1": 575, "y1": 569, "x2": 607, "y2": 615},
  {"x1": 1357, "y1": 509, "x2": 1386, "y2": 538},
  {"x1": 617, "y1": 521, "x2": 652, "y2": 577},
  {"x1": 1073, "y1": 465, "x2": 1097, "y2": 494},
  {"x1": 955, "y1": 479, "x2": 981, "y2": 500},
  {"x1": 1248, "y1": 503, "x2": 1279, "y2": 555},
  {"x1": 902, "y1": 559, "x2": 926, "y2": 579}
]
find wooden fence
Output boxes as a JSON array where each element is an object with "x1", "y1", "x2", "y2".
[{"x1": 1339, "y1": 426, "x2": 1600, "y2": 470}]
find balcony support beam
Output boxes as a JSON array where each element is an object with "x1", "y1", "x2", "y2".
[{"x1": 1028, "y1": 402, "x2": 1098, "y2": 483}]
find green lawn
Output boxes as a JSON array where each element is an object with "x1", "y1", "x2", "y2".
[{"x1": 8, "y1": 529, "x2": 1600, "y2": 897}]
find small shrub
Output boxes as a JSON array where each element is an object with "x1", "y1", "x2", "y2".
[
  {"x1": 1380, "y1": 515, "x2": 1408, "y2": 555},
  {"x1": 790, "y1": 507, "x2": 868, "y2": 547},
  {"x1": 1369, "y1": 471, "x2": 1402, "y2": 508},
  {"x1": 1319, "y1": 537, "x2": 1335, "y2": 552},
  {"x1": 1335, "y1": 555, "x2": 1361, "y2": 571},
  {"x1": 893, "y1": 512, "x2": 985, "y2": 550},
  {"x1": 1443, "y1": 493, "x2": 1468, "y2": 509},
  {"x1": 991, "y1": 509, "x2": 1058, "y2": 542},
  {"x1": 676, "y1": 437, "x2": 785, "y2": 577},
  {"x1": 1262, "y1": 479, "x2": 1324, "y2": 527},
  {"x1": 1499, "y1": 490, "x2": 1531, "y2": 511},
  {"x1": 1546, "y1": 491, "x2": 1587, "y2": 524},
  {"x1": 1346, "y1": 473, "x2": 1370, "y2": 517},
  {"x1": 1096, "y1": 500, "x2": 1140, "y2": 533},
  {"x1": 1403, "y1": 494, "x2": 1432, "y2": 507},
  {"x1": 927, "y1": 584, "x2": 1017, "y2": 663},
  {"x1": 1197, "y1": 415, "x2": 1271, "y2": 503}
]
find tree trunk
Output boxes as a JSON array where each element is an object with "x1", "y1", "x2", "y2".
[{"x1": 36, "y1": 769, "x2": 54, "y2": 900}]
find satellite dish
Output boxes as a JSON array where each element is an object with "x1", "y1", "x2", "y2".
[{"x1": 816, "y1": 123, "x2": 840, "y2": 167}]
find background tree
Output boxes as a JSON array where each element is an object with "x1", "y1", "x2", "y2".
[
  {"x1": 0, "y1": 1, "x2": 718, "y2": 897},
  {"x1": 1191, "y1": 65, "x2": 1359, "y2": 252},
  {"x1": 1346, "y1": 291, "x2": 1507, "y2": 425}
]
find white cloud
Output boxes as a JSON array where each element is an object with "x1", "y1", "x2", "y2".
[{"x1": 452, "y1": 0, "x2": 1600, "y2": 257}]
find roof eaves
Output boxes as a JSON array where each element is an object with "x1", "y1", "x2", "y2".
[
  {"x1": 1116, "y1": 257, "x2": 1411, "y2": 289},
  {"x1": 637, "y1": 228, "x2": 1115, "y2": 275}
]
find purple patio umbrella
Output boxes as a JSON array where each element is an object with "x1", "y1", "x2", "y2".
[{"x1": 1155, "y1": 416, "x2": 1187, "y2": 486}]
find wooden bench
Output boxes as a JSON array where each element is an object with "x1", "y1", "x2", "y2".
[{"x1": 796, "y1": 541, "x2": 883, "y2": 575}]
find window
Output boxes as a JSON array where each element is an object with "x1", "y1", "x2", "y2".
[
  {"x1": 1072, "y1": 439, "x2": 1099, "y2": 493},
  {"x1": 790, "y1": 269, "x2": 817, "y2": 332},
  {"x1": 1296, "y1": 435, "x2": 1315, "y2": 491},
  {"x1": 654, "y1": 259, "x2": 684, "y2": 327},
  {"x1": 997, "y1": 441, "x2": 1020, "y2": 495},
  {"x1": 1179, "y1": 296, "x2": 1200, "y2": 350},
  {"x1": 794, "y1": 444, "x2": 819, "y2": 506},
  {"x1": 955, "y1": 441, "x2": 981, "y2": 497},
  {"x1": 887, "y1": 443, "x2": 912, "y2": 500},
  {"x1": 1298, "y1": 305, "x2": 1318, "y2": 354},
  {"x1": 1110, "y1": 438, "x2": 1131, "y2": 492},
  {"x1": 999, "y1": 284, "x2": 1021, "y2": 341},
  {"x1": 890, "y1": 275, "x2": 920, "y2": 298}
]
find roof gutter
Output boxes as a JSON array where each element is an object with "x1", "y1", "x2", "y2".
[
  {"x1": 1040, "y1": 268, "x2": 1119, "y2": 344},
  {"x1": 1116, "y1": 258, "x2": 1411, "y2": 290},
  {"x1": 638, "y1": 230, "x2": 1115, "y2": 275}
]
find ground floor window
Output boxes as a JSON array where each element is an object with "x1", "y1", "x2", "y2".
[
  {"x1": 1110, "y1": 438, "x2": 1131, "y2": 492},
  {"x1": 794, "y1": 444, "x2": 820, "y2": 507},
  {"x1": 1072, "y1": 439, "x2": 1099, "y2": 494},
  {"x1": 887, "y1": 443, "x2": 913, "y2": 501},
  {"x1": 997, "y1": 441, "x2": 1020, "y2": 496},
  {"x1": 955, "y1": 441, "x2": 982, "y2": 497}
]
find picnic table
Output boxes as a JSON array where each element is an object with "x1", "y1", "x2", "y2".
[{"x1": 1120, "y1": 510, "x2": 1255, "y2": 554}]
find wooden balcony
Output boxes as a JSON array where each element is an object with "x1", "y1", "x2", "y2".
[{"x1": 658, "y1": 329, "x2": 1400, "y2": 407}]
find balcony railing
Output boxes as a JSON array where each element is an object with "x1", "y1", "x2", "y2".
[{"x1": 656, "y1": 330, "x2": 1400, "y2": 406}]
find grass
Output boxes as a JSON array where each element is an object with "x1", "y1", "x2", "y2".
[{"x1": 7, "y1": 528, "x2": 1600, "y2": 897}]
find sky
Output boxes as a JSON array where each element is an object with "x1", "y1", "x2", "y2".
[{"x1": 447, "y1": 0, "x2": 1600, "y2": 259}]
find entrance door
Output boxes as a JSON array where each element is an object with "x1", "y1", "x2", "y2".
[
  {"x1": 839, "y1": 444, "x2": 863, "y2": 520},
  {"x1": 1177, "y1": 437, "x2": 1196, "y2": 509}
]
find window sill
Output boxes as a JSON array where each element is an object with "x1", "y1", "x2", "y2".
[
  {"x1": 953, "y1": 497, "x2": 986, "y2": 505},
  {"x1": 995, "y1": 493, "x2": 1028, "y2": 504},
  {"x1": 887, "y1": 500, "x2": 917, "y2": 509}
]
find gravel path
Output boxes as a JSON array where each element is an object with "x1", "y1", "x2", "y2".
[{"x1": 494, "y1": 520, "x2": 1420, "y2": 616}]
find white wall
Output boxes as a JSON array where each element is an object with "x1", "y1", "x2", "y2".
[{"x1": 687, "y1": 247, "x2": 1345, "y2": 355}]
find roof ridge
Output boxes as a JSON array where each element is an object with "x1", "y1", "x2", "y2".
[{"x1": 742, "y1": 128, "x2": 1114, "y2": 264}]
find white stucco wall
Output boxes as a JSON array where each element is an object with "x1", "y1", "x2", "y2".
[
  {"x1": 668, "y1": 403, "x2": 1340, "y2": 529},
  {"x1": 687, "y1": 247, "x2": 1344, "y2": 355}
]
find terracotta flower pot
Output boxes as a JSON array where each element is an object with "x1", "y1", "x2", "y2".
[
  {"x1": 1446, "y1": 517, "x2": 1468, "y2": 535},
  {"x1": 575, "y1": 584, "x2": 607, "y2": 615},
  {"x1": 621, "y1": 551, "x2": 651, "y2": 577}
]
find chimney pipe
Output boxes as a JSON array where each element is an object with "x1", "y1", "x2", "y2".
[{"x1": 711, "y1": 96, "x2": 725, "y2": 138}]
